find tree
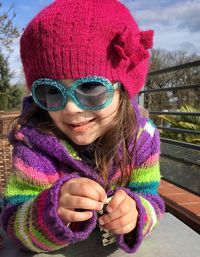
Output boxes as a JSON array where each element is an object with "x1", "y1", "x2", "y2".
[
  {"x1": 145, "y1": 49, "x2": 200, "y2": 113},
  {"x1": 0, "y1": 49, "x2": 10, "y2": 89},
  {"x1": 0, "y1": 2, "x2": 23, "y2": 111},
  {"x1": 0, "y1": 50, "x2": 11, "y2": 110},
  {"x1": 7, "y1": 83, "x2": 26, "y2": 110},
  {"x1": 0, "y1": 1, "x2": 19, "y2": 53},
  {"x1": 159, "y1": 105, "x2": 200, "y2": 145},
  {"x1": 0, "y1": 50, "x2": 26, "y2": 111}
]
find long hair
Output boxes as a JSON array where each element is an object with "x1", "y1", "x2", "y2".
[
  {"x1": 94, "y1": 86, "x2": 137, "y2": 188},
  {"x1": 10, "y1": 86, "x2": 138, "y2": 188}
]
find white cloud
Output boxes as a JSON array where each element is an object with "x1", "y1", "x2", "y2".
[
  {"x1": 179, "y1": 41, "x2": 199, "y2": 53},
  {"x1": 122, "y1": 0, "x2": 200, "y2": 54},
  {"x1": 153, "y1": 24, "x2": 200, "y2": 54},
  {"x1": 125, "y1": 0, "x2": 200, "y2": 32},
  {"x1": 123, "y1": 0, "x2": 179, "y2": 10}
]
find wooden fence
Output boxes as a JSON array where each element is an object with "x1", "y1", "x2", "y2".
[{"x1": 0, "y1": 112, "x2": 19, "y2": 196}]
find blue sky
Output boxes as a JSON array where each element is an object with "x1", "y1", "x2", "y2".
[{"x1": 2, "y1": 0, "x2": 200, "y2": 84}]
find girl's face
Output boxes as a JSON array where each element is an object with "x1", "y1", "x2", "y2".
[{"x1": 48, "y1": 79, "x2": 120, "y2": 145}]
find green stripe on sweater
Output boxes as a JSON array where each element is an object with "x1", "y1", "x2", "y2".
[
  {"x1": 14, "y1": 199, "x2": 42, "y2": 252},
  {"x1": 5, "y1": 175, "x2": 48, "y2": 197},
  {"x1": 29, "y1": 206, "x2": 62, "y2": 251},
  {"x1": 130, "y1": 162, "x2": 160, "y2": 183}
]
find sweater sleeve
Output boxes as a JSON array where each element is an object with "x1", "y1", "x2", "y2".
[
  {"x1": 2, "y1": 141, "x2": 97, "y2": 253},
  {"x1": 114, "y1": 119, "x2": 165, "y2": 253}
]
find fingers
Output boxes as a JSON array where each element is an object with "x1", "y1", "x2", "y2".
[
  {"x1": 98, "y1": 190, "x2": 128, "y2": 225},
  {"x1": 59, "y1": 195, "x2": 104, "y2": 211},
  {"x1": 61, "y1": 178, "x2": 107, "y2": 202},
  {"x1": 58, "y1": 178, "x2": 106, "y2": 223},
  {"x1": 98, "y1": 190, "x2": 138, "y2": 235},
  {"x1": 106, "y1": 189, "x2": 128, "y2": 213},
  {"x1": 58, "y1": 207, "x2": 93, "y2": 223},
  {"x1": 99, "y1": 209, "x2": 137, "y2": 235},
  {"x1": 111, "y1": 222, "x2": 136, "y2": 235},
  {"x1": 99, "y1": 190, "x2": 129, "y2": 225},
  {"x1": 100, "y1": 210, "x2": 136, "y2": 230}
]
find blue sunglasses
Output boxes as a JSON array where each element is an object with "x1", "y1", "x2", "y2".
[{"x1": 31, "y1": 76, "x2": 120, "y2": 111}]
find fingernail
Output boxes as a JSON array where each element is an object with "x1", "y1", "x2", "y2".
[
  {"x1": 106, "y1": 206, "x2": 112, "y2": 213},
  {"x1": 103, "y1": 197, "x2": 107, "y2": 204},
  {"x1": 100, "y1": 203, "x2": 104, "y2": 209}
]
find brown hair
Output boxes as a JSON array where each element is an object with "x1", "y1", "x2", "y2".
[
  {"x1": 94, "y1": 87, "x2": 137, "y2": 188},
  {"x1": 10, "y1": 86, "x2": 138, "y2": 188}
]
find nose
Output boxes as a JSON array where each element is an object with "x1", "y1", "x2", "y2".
[{"x1": 62, "y1": 97, "x2": 84, "y2": 114}]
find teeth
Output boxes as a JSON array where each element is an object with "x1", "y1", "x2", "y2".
[{"x1": 73, "y1": 120, "x2": 93, "y2": 126}]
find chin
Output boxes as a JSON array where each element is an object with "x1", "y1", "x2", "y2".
[{"x1": 70, "y1": 136, "x2": 95, "y2": 146}]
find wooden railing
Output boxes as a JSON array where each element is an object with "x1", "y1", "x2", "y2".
[
  {"x1": 138, "y1": 60, "x2": 200, "y2": 195},
  {"x1": 139, "y1": 61, "x2": 200, "y2": 232}
]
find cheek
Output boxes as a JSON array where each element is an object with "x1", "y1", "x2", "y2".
[
  {"x1": 48, "y1": 112, "x2": 61, "y2": 125},
  {"x1": 96, "y1": 93, "x2": 120, "y2": 120}
]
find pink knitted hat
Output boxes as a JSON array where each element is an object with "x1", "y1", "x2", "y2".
[{"x1": 20, "y1": 0, "x2": 153, "y2": 98}]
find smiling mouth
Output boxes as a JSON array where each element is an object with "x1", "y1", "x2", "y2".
[
  {"x1": 66, "y1": 118, "x2": 96, "y2": 133},
  {"x1": 68, "y1": 119, "x2": 96, "y2": 127}
]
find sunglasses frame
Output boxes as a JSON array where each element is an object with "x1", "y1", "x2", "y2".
[{"x1": 31, "y1": 76, "x2": 120, "y2": 111}]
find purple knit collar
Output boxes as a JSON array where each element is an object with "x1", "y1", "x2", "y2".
[{"x1": 16, "y1": 96, "x2": 142, "y2": 187}]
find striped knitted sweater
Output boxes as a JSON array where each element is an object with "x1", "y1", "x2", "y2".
[{"x1": 2, "y1": 97, "x2": 165, "y2": 253}]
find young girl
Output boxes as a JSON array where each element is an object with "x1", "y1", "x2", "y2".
[{"x1": 2, "y1": 0, "x2": 165, "y2": 255}]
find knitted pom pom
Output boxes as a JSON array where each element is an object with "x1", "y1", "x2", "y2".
[
  {"x1": 114, "y1": 26, "x2": 151, "y2": 67},
  {"x1": 140, "y1": 30, "x2": 154, "y2": 49}
]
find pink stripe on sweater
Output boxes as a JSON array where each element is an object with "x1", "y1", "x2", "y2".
[
  {"x1": 111, "y1": 170, "x2": 121, "y2": 181},
  {"x1": 144, "y1": 153, "x2": 159, "y2": 166},
  {"x1": 142, "y1": 209, "x2": 154, "y2": 237},
  {"x1": 7, "y1": 214, "x2": 26, "y2": 249},
  {"x1": 35, "y1": 190, "x2": 68, "y2": 246},
  {"x1": 111, "y1": 153, "x2": 159, "y2": 182},
  {"x1": 143, "y1": 219, "x2": 154, "y2": 237},
  {"x1": 14, "y1": 157, "x2": 59, "y2": 184},
  {"x1": 15, "y1": 131, "x2": 25, "y2": 141}
]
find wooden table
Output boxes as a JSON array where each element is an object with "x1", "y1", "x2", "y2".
[{"x1": 0, "y1": 213, "x2": 200, "y2": 257}]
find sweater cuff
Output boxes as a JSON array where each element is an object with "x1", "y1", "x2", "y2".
[
  {"x1": 108, "y1": 187, "x2": 145, "y2": 253},
  {"x1": 37, "y1": 174, "x2": 97, "y2": 244}
]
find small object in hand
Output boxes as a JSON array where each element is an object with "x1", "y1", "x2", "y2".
[
  {"x1": 98, "y1": 197, "x2": 112, "y2": 216},
  {"x1": 98, "y1": 201, "x2": 109, "y2": 216},
  {"x1": 98, "y1": 197, "x2": 116, "y2": 246}
]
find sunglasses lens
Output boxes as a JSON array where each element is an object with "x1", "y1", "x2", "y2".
[
  {"x1": 75, "y1": 82, "x2": 109, "y2": 107},
  {"x1": 34, "y1": 84, "x2": 64, "y2": 110}
]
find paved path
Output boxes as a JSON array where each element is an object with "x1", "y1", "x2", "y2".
[{"x1": 0, "y1": 213, "x2": 199, "y2": 257}]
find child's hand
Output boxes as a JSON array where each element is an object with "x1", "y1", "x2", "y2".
[
  {"x1": 98, "y1": 189, "x2": 138, "y2": 235},
  {"x1": 57, "y1": 178, "x2": 107, "y2": 224}
]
